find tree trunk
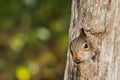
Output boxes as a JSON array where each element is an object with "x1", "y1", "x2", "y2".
[{"x1": 64, "y1": 0, "x2": 120, "y2": 80}]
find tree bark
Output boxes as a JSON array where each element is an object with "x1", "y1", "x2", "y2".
[{"x1": 64, "y1": 0, "x2": 120, "y2": 80}]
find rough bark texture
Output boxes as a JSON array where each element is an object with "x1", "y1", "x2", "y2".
[{"x1": 64, "y1": 0, "x2": 120, "y2": 80}]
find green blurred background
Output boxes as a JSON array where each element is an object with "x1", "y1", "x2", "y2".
[{"x1": 0, "y1": 0, "x2": 71, "y2": 80}]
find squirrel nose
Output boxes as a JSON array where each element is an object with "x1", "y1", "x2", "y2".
[
  {"x1": 75, "y1": 56, "x2": 81, "y2": 63},
  {"x1": 76, "y1": 53, "x2": 82, "y2": 60},
  {"x1": 76, "y1": 57, "x2": 81, "y2": 61},
  {"x1": 75, "y1": 59, "x2": 81, "y2": 64}
]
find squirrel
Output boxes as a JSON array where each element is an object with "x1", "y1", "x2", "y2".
[{"x1": 70, "y1": 29, "x2": 95, "y2": 64}]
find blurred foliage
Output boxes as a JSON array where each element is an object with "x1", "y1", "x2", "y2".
[{"x1": 0, "y1": 0, "x2": 71, "y2": 80}]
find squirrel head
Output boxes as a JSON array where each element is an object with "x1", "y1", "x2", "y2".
[{"x1": 70, "y1": 30, "x2": 95, "y2": 64}]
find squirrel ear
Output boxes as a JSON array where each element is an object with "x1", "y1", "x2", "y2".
[{"x1": 79, "y1": 28, "x2": 87, "y2": 39}]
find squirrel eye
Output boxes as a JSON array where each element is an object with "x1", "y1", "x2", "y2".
[{"x1": 83, "y1": 43, "x2": 89, "y2": 50}]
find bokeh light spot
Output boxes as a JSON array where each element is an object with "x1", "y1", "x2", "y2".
[
  {"x1": 28, "y1": 62, "x2": 39, "y2": 76},
  {"x1": 23, "y1": 0, "x2": 36, "y2": 7},
  {"x1": 9, "y1": 34, "x2": 26, "y2": 52},
  {"x1": 16, "y1": 66, "x2": 31, "y2": 80},
  {"x1": 37, "y1": 27, "x2": 50, "y2": 41}
]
